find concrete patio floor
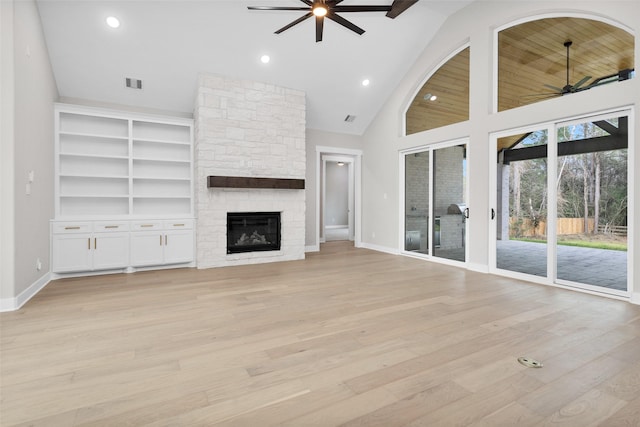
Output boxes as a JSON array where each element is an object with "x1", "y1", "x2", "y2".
[{"x1": 496, "y1": 239, "x2": 627, "y2": 291}]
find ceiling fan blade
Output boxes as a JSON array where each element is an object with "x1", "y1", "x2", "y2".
[
  {"x1": 299, "y1": 0, "x2": 312, "y2": 5},
  {"x1": 543, "y1": 84, "x2": 563, "y2": 93},
  {"x1": 248, "y1": 6, "x2": 310, "y2": 11},
  {"x1": 572, "y1": 75, "x2": 592, "y2": 89},
  {"x1": 333, "y1": 5, "x2": 392, "y2": 13},
  {"x1": 520, "y1": 92, "x2": 561, "y2": 98},
  {"x1": 274, "y1": 12, "x2": 313, "y2": 34},
  {"x1": 386, "y1": 0, "x2": 419, "y2": 18},
  {"x1": 316, "y1": 15, "x2": 324, "y2": 42},
  {"x1": 326, "y1": 12, "x2": 365, "y2": 35}
]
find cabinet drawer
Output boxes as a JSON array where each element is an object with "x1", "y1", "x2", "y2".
[
  {"x1": 131, "y1": 221, "x2": 163, "y2": 231},
  {"x1": 94, "y1": 221, "x2": 130, "y2": 232},
  {"x1": 52, "y1": 221, "x2": 93, "y2": 234},
  {"x1": 163, "y1": 219, "x2": 194, "y2": 230}
]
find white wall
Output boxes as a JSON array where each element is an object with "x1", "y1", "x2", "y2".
[
  {"x1": 1, "y1": 0, "x2": 16, "y2": 303},
  {"x1": 1, "y1": 0, "x2": 58, "y2": 309},
  {"x1": 360, "y1": 1, "x2": 639, "y2": 291},
  {"x1": 305, "y1": 129, "x2": 363, "y2": 248}
]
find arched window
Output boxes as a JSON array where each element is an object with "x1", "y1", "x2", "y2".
[
  {"x1": 498, "y1": 17, "x2": 634, "y2": 112},
  {"x1": 405, "y1": 47, "x2": 469, "y2": 135}
]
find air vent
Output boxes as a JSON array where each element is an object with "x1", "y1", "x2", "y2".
[
  {"x1": 344, "y1": 115, "x2": 356, "y2": 123},
  {"x1": 125, "y1": 77, "x2": 143, "y2": 89}
]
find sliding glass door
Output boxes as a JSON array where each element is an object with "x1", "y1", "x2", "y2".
[
  {"x1": 495, "y1": 128, "x2": 548, "y2": 277},
  {"x1": 555, "y1": 115, "x2": 628, "y2": 292},
  {"x1": 491, "y1": 111, "x2": 630, "y2": 296},
  {"x1": 402, "y1": 140, "x2": 468, "y2": 264}
]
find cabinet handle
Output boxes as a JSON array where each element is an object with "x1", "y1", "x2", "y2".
[
  {"x1": 141, "y1": 224, "x2": 154, "y2": 228},
  {"x1": 165, "y1": 235, "x2": 168, "y2": 245},
  {"x1": 65, "y1": 226, "x2": 81, "y2": 230},
  {"x1": 173, "y1": 223, "x2": 185, "y2": 227},
  {"x1": 88, "y1": 238, "x2": 91, "y2": 250},
  {"x1": 160, "y1": 235, "x2": 163, "y2": 246},
  {"x1": 104, "y1": 225, "x2": 119, "y2": 229},
  {"x1": 94, "y1": 238, "x2": 97, "y2": 250}
]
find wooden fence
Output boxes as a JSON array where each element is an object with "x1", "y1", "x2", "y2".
[{"x1": 510, "y1": 218, "x2": 595, "y2": 237}]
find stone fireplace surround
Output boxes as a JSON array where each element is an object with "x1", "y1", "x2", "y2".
[{"x1": 194, "y1": 74, "x2": 306, "y2": 268}]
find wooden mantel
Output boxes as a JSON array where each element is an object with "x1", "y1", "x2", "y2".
[{"x1": 207, "y1": 176, "x2": 305, "y2": 190}]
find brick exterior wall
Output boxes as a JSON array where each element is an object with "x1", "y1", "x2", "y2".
[{"x1": 194, "y1": 74, "x2": 306, "y2": 268}]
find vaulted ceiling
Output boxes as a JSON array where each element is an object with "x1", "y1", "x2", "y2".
[{"x1": 35, "y1": 0, "x2": 473, "y2": 135}]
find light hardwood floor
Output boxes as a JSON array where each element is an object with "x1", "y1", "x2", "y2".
[{"x1": 1, "y1": 241, "x2": 639, "y2": 426}]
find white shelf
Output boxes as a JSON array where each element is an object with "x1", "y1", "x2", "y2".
[
  {"x1": 133, "y1": 137, "x2": 190, "y2": 146},
  {"x1": 60, "y1": 173, "x2": 129, "y2": 179},
  {"x1": 132, "y1": 157, "x2": 190, "y2": 164},
  {"x1": 60, "y1": 195, "x2": 129, "y2": 198},
  {"x1": 55, "y1": 103, "x2": 193, "y2": 219},
  {"x1": 60, "y1": 153, "x2": 129, "y2": 160},
  {"x1": 60, "y1": 131, "x2": 129, "y2": 141}
]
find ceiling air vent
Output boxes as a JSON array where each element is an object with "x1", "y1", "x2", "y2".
[
  {"x1": 125, "y1": 77, "x2": 143, "y2": 89},
  {"x1": 344, "y1": 115, "x2": 356, "y2": 123}
]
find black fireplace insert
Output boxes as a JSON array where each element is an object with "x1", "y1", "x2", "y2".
[{"x1": 227, "y1": 212, "x2": 281, "y2": 254}]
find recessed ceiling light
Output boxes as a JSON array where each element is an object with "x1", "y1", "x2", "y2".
[
  {"x1": 260, "y1": 55, "x2": 270, "y2": 64},
  {"x1": 362, "y1": 79, "x2": 370, "y2": 87},
  {"x1": 423, "y1": 93, "x2": 437, "y2": 101},
  {"x1": 106, "y1": 16, "x2": 120, "y2": 28}
]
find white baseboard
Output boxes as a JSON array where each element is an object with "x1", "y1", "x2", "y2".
[
  {"x1": 305, "y1": 245, "x2": 320, "y2": 253},
  {"x1": 630, "y1": 292, "x2": 640, "y2": 306},
  {"x1": 467, "y1": 262, "x2": 490, "y2": 273},
  {"x1": 325, "y1": 225, "x2": 348, "y2": 229},
  {"x1": 360, "y1": 242, "x2": 400, "y2": 255},
  {"x1": 0, "y1": 272, "x2": 51, "y2": 312}
]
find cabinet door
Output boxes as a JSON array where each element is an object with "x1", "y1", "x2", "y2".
[
  {"x1": 130, "y1": 232, "x2": 164, "y2": 267},
  {"x1": 52, "y1": 233, "x2": 92, "y2": 273},
  {"x1": 163, "y1": 230, "x2": 194, "y2": 264},
  {"x1": 92, "y1": 233, "x2": 130, "y2": 270}
]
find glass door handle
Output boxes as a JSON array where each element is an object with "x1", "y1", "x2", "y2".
[
  {"x1": 464, "y1": 208, "x2": 469, "y2": 219},
  {"x1": 491, "y1": 208, "x2": 495, "y2": 220}
]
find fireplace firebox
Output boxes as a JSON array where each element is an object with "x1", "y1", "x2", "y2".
[{"x1": 227, "y1": 212, "x2": 281, "y2": 254}]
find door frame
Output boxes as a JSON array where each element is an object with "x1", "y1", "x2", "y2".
[{"x1": 489, "y1": 107, "x2": 634, "y2": 300}]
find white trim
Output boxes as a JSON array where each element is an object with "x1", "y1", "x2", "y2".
[
  {"x1": 0, "y1": 272, "x2": 51, "y2": 312},
  {"x1": 360, "y1": 242, "x2": 400, "y2": 255},
  {"x1": 467, "y1": 263, "x2": 490, "y2": 273},
  {"x1": 305, "y1": 245, "x2": 319, "y2": 253},
  {"x1": 325, "y1": 225, "x2": 348, "y2": 229},
  {"x1": 630, "y1": 293, "x2": 640, "y2": 306}
]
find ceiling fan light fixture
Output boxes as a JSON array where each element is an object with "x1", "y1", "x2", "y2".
[{"x1": 312, "y1": 5, "x2": 328, "y2": 17}]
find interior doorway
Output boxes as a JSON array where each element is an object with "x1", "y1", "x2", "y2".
[
  {"x1": 315, "y1": 146, "x2": 362, "y2": 250},
  {"x1": 322, "y1": 155, "x2": 354, "y2": 242}
]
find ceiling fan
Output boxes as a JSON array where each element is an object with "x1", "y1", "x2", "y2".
[
  {"x1": 520, "y1": 40, "x2": 593, "y2": 103},
  {"x1": 248, "y1": 0, "x2": 419, "y2": 42}
]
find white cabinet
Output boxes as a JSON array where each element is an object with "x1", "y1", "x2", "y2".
[
  {"x1": 130, "y1": 220, "x2": 194, "y2": 267},
  {"x1": 52, "y1": 104, "x2": 196, "y2": 276},
  {"x1": 52, "y1": 222, "x2": 130, "y2": 273}
]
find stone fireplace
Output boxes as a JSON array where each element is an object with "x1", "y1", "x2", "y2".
[{"x1": 194, "y1": 74, "x2": 306, "y2": 268}]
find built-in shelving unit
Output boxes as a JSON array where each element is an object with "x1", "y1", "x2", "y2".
[
  {"x1": 55, "y1": 104, "x2": 194, "y2": 218},
  {"x1": 52, "y1": 104, "x2": 195, "y2": 275}
]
